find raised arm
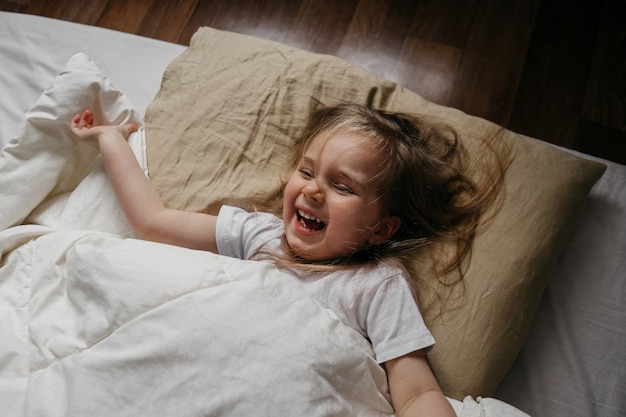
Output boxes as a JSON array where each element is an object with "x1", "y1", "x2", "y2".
[
  {"x1": 384, "y1": 351, "x2": 456, "y2": 417},
  {"x1": 71, "y1": 110, "x2": 218, "y2": 252}
]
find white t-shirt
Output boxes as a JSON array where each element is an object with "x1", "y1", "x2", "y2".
[{"x1": 215, "y1": 205, "x2": 435, "y2": 364}]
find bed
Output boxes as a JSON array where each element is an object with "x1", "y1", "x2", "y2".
[{"x1": 1, "y1": 12, "x2": 624, "y2": 417}]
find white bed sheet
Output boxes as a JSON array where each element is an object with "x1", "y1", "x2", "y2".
[
  {"x1": 1, "y1": 11, "x2": 625, "y2": 417},
  {"x1": 0, "y1": 12, "x2": 185, "y2": 149}
]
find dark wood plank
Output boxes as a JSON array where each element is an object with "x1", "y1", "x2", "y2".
[
  {"x1": 576, "y1": 120, "x2": 626, "y2": 164},
  {"x1": 179, "y1": 0, "x2": 304, "y2": 46},
  {"x1": 286, "y1": 0, "x2": 359, "y2": 55},
  {"x1": 576, "y1": 0, "x2": 626, "y2": 164},
  {"x1": 181, "y1": 0, "x2": 359, "y2": 55},
  {"x1": 26, "y1": 0, "x2": 106, "y2": 25},
  {"x1": 407, "y1": 0, "x2": 477, "y2": 48},
  {"x1": 95, "y1": 0, "x2": 153, "y2": 35},
  {"x1": 136, "y1": 0, "x2": 199, "y2": 43},
  {"x1": 449, "y1": 0, "x2": 540, "y2": 126},
  {"x1": 0, "y1": 0, "x2": 28, "y2": 13},
  {"x1": 386, "y1": 0, "x2": 477, "y2": 108},
  {"x1": 508, "y1": 0, "x2": 602, "y2": 149},
  {"x1": 392, "y1": 37, "x2": 463, "y2": 106},
  {"x1": 582, "y1": 0, "x2": 626, "y2": 131},
  {"x1": 336, "y1": 0, "x2": 417, "y2": 81}
]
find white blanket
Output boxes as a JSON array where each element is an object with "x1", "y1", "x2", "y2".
[
  {"x1": 7, "y1": 230, "x2": 396, "y2": 416},
  {"x1": 0, "y1": 53, "x2": 529, "y2": 417}
]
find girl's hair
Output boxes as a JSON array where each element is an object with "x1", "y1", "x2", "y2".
[{"x1": 258, "y1": 103, "x2": 509, "y2": 309}]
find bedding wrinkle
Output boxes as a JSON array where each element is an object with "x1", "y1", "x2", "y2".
[
  {"x1": 0, "y1": 239, "x2": 33, "y2": 390},
  {"x1": 25, "y1": 233, "x2": 242, "y2": 367},
  {"x1": 22, "y1": 233, "x2": 393, "y2": 416}
]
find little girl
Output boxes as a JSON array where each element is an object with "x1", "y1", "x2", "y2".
[{"x1": 72, "y1": 103, "x2": 504, "y2": 417}]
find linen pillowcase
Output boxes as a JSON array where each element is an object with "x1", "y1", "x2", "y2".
[{"x1": 144, "y1": 27, "x2": 606, "y2": 399}]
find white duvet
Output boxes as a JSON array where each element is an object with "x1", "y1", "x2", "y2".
[{"x1": 0, "y1": 53, "x2": 529, "y2": 417}]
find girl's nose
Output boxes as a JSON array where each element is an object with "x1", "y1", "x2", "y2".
[{"x1": 302, "y1": 181, "x2": 324, "y2": 202}]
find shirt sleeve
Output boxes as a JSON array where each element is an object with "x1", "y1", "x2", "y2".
[
  {"x1": 215, "y1": 205, "x2": 282, "y2": 260},
  {"x1": 365, "y1": 275, "x2": 435, "y2": 364},
  {"x1": 215, "y1": 205, "x2": 246, "y2": 259}
]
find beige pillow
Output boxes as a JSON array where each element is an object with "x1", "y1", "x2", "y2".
[{"x1": 145, "y1": 27, "x2": 606, "y2": 399}]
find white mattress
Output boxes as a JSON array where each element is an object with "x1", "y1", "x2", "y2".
[{"x1": 1, "y1": 11, "x2": 625, "y2": 417}]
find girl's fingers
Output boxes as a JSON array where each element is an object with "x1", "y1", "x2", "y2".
[
  {"x1": 71, "y1": 110, "x2": 94, "y2": 129},
  {"x1": 81, "y1": 110, "x2": 93, "y2": 128},
  {"x1": 72, "y1": 110, "x2": 138, "y2": 139},
  {"x1": 82, "y1": 110, "x2": 93, "y2": 125}
]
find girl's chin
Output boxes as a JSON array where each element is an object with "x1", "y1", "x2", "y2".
[
  {"x1": 286, "y1": 235, "x2": 323, "y2": 261},
  {"x1": 287, "y1": 237, "x2": 313, "y2": 257}
]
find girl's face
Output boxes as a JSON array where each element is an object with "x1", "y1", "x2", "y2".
[{"x1": 283, "y1": 131, "x2": 400, "y2": 262}]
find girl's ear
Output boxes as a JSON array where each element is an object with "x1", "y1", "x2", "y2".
[{"x1": 369, "y1": 216, "x2": 401, "y2": 246}]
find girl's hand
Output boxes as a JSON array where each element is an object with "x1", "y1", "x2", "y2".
[{"x1": 71, "y1": 110, "x2": 138, "y2": 148}]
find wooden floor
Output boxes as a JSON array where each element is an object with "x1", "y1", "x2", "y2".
[{"x1": 2, "y1": 0, "x2": 624, "y2": 164}]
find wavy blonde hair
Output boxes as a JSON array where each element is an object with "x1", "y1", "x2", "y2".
[{"x1": 256, "y1": 103, "x2": 509, "y2": 307}]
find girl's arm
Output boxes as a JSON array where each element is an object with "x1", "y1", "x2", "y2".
[
  {"x1": 384, "y1": 351, "x2": 456, "y2": 417},
  {"x1": 71, "y1": 110, "x2": 218, "y2": 252}
]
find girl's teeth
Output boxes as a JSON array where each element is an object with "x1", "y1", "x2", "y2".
[{"x1": 298, "y1": 209, "x2": 322, "y2": 223}]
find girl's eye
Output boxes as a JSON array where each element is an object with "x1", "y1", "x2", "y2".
[
  {"x1": 299, "y1": 168, "x2": 314, "y2": 179},
  {"x1": 333, "y1": 183, "x2": 354, "y2": 194}
]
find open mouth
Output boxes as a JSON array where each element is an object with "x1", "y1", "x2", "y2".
[{"x1": 297, "y1": 209, "x2": 326, "y2": 231}]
